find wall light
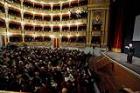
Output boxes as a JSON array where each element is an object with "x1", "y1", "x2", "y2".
[
  {"x1": 7, "y1": 32, "x2": 12, "y2": 36},
  {"x1": 49, "y1": 34, "x2": 55, "y2": 38}
]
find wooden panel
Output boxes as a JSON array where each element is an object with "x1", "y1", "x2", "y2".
[{"x1": 113, "y1": 62, "x2": 140, "y2": 90}]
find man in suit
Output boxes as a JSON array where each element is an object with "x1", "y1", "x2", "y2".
[{"x1": 125, "y1": 43, "x2": 135, "y2": 64}]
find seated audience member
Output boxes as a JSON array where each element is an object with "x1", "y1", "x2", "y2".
[{"x1": 0, "y1": 46, "x2": 97, "y2": 93}]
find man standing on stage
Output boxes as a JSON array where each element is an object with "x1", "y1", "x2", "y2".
[{"x1": 125, "y1": 43, "x2": 135, "y2": 64}]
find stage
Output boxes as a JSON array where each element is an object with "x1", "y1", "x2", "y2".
[{"x1": 105, "y1": 51, "x2": 140, "y2": 76}]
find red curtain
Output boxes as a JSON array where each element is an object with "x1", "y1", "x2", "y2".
[{"x1": 112, "y1": 5, "x2": 124, "y2": 52}]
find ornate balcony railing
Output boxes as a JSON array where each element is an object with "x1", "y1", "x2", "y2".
[
  {"x1": 61, "y1": 42, "x2": 86, "y2": 48},
  {"x1": 16, "y1": 42, "x2": 51, "y2": 46},
  {"x1": 9, "y1": 29, "x2": 21, "y2": 34},
  {"x1": 3, "y1": 14, "x2": 87, "y2": 26},
  {"x1": 8, "y1": 15, "x2": 21, "y2": 21},
  {"x1": 0, "y1": 28, "x2": 6, "y2": 34},
  {"x1": 0, "y1": 12, "x2": 5, "y2": 18}
]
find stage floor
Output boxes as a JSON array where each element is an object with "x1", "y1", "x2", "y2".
[{"x1": 105, "y1": 51, "x2": 140, "y2": 75}]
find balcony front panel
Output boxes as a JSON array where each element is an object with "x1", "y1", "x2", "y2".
[
  {"x1": 23, "y1": 19, "x2": 35, "y2": 24},
  {"x1": 92, "y1": 31, "x2": 102, "y2": 36},
  {"x1": 16, "y1": 42, "x2": 51, "y2": 47},
  {"x1": 8, "y1": 15, "x2": 21, "y2": 21},
  {"x1": 0, "y1": 28, "x2": 6, "y2": 35},
  {"x1": 0, "y1": 12, "x2": 5, "y2": 19},
  {"x1": 61, "y1": 42, "x2": 86, "y2": 48},
  {"x1": 9, "y1": 29, "x2": 21, "y2": 34}
]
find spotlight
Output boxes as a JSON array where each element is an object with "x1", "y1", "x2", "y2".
[
  {"x1": 49, "y1": 35, "x2": 55, "y2": 38},
  {"x1": 76, "y1": 33, "x2": 79, "y2": 37},
  {"x1": 33, "y1": 33, "x2": 37, "y2": 38},
  {"x1": 60, "y1": 34, "x2": 63, "y2": 37},
  {"x1": 67, "y1": 34, "x2": 71, "y2": 38}
]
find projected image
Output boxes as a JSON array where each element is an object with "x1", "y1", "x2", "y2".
[{"x1": 133, "y1": 15, "x2": 140, "y2": 41}]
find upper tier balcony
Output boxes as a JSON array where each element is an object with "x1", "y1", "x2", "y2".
[
  {"x1": 0, "y1": 28, "x2": 86, "y2": 36},
  {"x1": 1, "y1": 14, "x2": 87, "y2": 26},
  {"x1": 1, "y1": 0, "x2": 87, "y2": 16},
  {"x1": 32, "y1": 0, "x2": 70, "y2": 3},
  {"x1": 22, "y1": 5, "x2": 87, "y2": 16}
]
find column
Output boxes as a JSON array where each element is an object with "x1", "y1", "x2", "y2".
[
  {"x1": 60, "y1": 2, "x2": 63, "y2": 44},
  {"x1": 86, "y1": 10, "x2": 92, "y2": 47},
  {"x1": 60, "y1": 13, "x2": 62, "y2": 22},
  {"x1": 42, "y1": 14, "x2": 44, "y2": 24},
  {"x1": 51, "y1": 4, "x2": 53, "y2": 11},
  {"x1": 69, "y1": 24, "x2": 70, "y2": 32},
  {"x1": 60, "y1": 25, "x2": 62, "y2": 32},
  {"x1": 42, "y1": 5, "x2": 44, "y2": 24},
  {"x1": 76, "y1": 25, "x2": 79, "y2": 43},
  {"x1": 101, "y1": 10, "x2": 106, "y2": 47},
  {"x1": 5, "y1": 20, "x2": 9, "y2": 44},
  {"x1": 89, "y1": 10, "x2": 93, "y2": 46},
  {"x1": 21, "y1": 23, "x2": 25, "y2": 42},
  {"x1": 33, "y1": 26, "x2": 35, "y2": 41},
  {"x1": 21, "y1": 0, "x2": 25, "y2": 42},
  {"x1": 51, "y1": 25, "x2": 53, "y2": 32},
  {"x1": 59, "y1": 2, "x2": 62, "y2": 47},
  {"x1": 104, "y1": 9, "x2": 109, "y2": 47},
  {"x1": 4, "y1": 2, "x2": 9, "y2": 44},
  {"x1": 69, "y1": 1, "x2": 71, "y2": 8},
  {"x1": 50, "y1": 14, "x2": 53, "y2": 32},
  {"x1": 68, "y1": 11, "x2": 71, "y2": 19},
  {"x1": 51, "y1": 14, "x2": 53, "y2": 22},
  {"x1": 42, "y1": 4, "x2": 44, "y2": 13},
  {"x1": 77, "y1": 25, "x2": 79, "y2": 32},
  {"x1": 60, "y1": 2, "x2": 63, "y2": 11},
  {"x1": 42, "y1": 27, "x2": 44, "y2": 41}
]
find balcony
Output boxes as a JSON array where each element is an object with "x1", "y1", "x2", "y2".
[
  {"x1": 1, "y1": 0, "x2": 87, "y2": 17},
  {"x1": 23, "y1": 31, "x2": 86, "y2": 37},
  {"x1": 17, "y1": 42, "x2": 51, "y2": 46},
  {"x1": 23, "y1": 5, "x2": 87, "y2": 16},
  {"x1": 23, "y1": 18, "x2": 87, "y2": 26},
  {"x1": 61, "y1": 42, "x2": 86, "y2": 48}
]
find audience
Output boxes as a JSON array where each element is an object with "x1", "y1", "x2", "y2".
[{"x1": 0, "y1": 46, "x2": 94, "y2": 93}]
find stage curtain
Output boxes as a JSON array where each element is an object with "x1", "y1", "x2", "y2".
[{"x1": 112, "y1": 2, "x2": 124, "y2": 52}]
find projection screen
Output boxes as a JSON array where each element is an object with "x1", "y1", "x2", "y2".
[{"x1": 133, "y1": 15, "x2": 140, "y2": 41}]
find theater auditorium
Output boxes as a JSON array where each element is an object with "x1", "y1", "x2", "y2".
[{"x1": 0, "y1": 0, "x2": 140, "y2": 93}]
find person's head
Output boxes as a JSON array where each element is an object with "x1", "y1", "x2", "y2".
[{"x1": 129, "y1": 43, "x2": 133, "y2": 47}]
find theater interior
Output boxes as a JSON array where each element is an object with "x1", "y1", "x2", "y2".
[{"x1": 0, "y1": 0, "x2": 140, "y2": 93}]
